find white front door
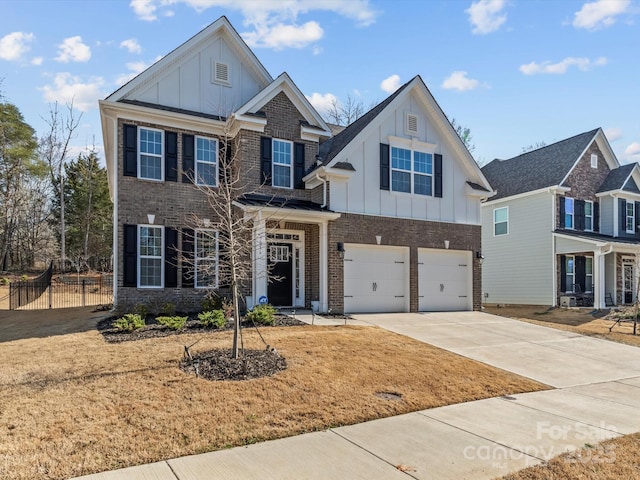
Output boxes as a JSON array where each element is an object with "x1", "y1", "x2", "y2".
[{"x1": 418, "y1": 249, "x2": 472, "y2": 311}]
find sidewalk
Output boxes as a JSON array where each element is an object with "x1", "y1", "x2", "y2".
[{"x1": 74, "y1": 312, "x2": 640, "y2": 480}]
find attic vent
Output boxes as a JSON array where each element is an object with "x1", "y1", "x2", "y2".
[
  {"x1": 591, "y1": 153, "x2": 598, "y2": 169},
  {"x1": 212, "y1": 61, "x2": 230, "y2": 85},
  {"x1": 406, "y1": 114, "x2": 418, "y2": 135}
]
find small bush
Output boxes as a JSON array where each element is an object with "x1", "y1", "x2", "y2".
[
  {"x1": 245, "y1": 304, "x2": 276, "y2": 326},
  {"x1": 0, "y1": 277, "x2": 9, "y2": 286},
  {"x1": 160, "y1": 302, "x2": 177, "y2": 316},
  {"x1": 198, "y1": 310, "x2": 226, "y2": 328},
  {"x1": 156, "y1": 315, "x2": 188, "y2": 330},
  {"x1": 133, "y1": 303, "x2": 149, "y2": 319},
  {"x1": 112, "y1": 314, "x2": 145, "y2": 332},
  {"x1": 20, "y1": 274, "x2": 28, "y2": 281}
]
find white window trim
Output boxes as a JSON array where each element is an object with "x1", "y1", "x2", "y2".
[
  {"x1": 137, "y1": 224, "x2": 164, "y2": 289},
  {"x1": 272, "y1": 138, "x2": 293, "y2": 190},
  {"x1": 493, "y1": 206, "x2": 509, "y2": 236},
  {"x1": 591, "y1": 154, "x2": 598, "y2": 169},
  {"x1": 195, "y1": 229, "x2": 219, "y2": 289},
  {"x1": 195, "y1": 136, "x2": 218, "y2": 187},
  {"x1": 585, "y1": 200, "x2": 593, "y2": 231},
  {"x1": 566, "y1": 255, "x2": 575, "y2": 293},
  {"x1": 626, "y1": 201, "x2": 635, "y2": 233},
  {"x1": 390, "y1": 145, "x2": 434, "y2": 196},
  {"x1": 138, "y1": 127, "x2": 164, "y2": 182},
  {"x1": 565, "y1": 197, "x2": 574, "y2": 229}
]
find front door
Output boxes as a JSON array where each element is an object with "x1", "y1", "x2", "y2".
[
  {"x1": 267, "y1": 243, "x2": 293, "y2": 306},
  {"x1": 623, "y1": 263, "x2": 634, "y2": 304}
]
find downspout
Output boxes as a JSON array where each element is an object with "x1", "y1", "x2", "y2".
[{"x1": 315, "y1": 173, "x2": 327, "y2": 208}]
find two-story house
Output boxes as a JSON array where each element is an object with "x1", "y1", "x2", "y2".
[
  {"x1": 99, "y1": 16, "x2": 493, "y2": 314},
  {"x1": 481, "y1": 128, "x2": 640, "y2": 309}
]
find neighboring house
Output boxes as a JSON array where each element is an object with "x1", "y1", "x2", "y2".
[
  {"x1": 99, "y1": 16, "x2": 493, "y2": 314},
  {"x1": 481, "y1": 128, "x2": 640, "y2": 308}
]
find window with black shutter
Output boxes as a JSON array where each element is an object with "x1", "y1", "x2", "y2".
[
  {"x1": 123, "y1": 124, "x2": 137, "y2": 177},
  {"x1": 294, "y1": 142, "x2": 305, "y2": 189},
  {"x1": 182, "y1": 134, "x2": 194, "y2": 183},
  {"x1": 260, "y1": 136, "x2": 272, "y2": 185},
  {"x1": 182, "y1": 228, "x2": 194, "y2": 288},
  {"x1": 165, "y1": 227, "x2": 178, "y2": 288},
  {"x1": 434, "y1": 153, "x2": 443, "y2": 198},
  {"x1": 123, "y1": 224, "x2": 137, "y2": 287},
  {"x1": 165, "y1": 132, "x2": 178, "y2": 182},
  {"x1": 379, "y1": 143, "x2": 389, "y2": 191}
]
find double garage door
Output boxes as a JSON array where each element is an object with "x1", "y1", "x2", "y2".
[{"x1": 343, "y1": 244, "x2": 471, "y2": 313}]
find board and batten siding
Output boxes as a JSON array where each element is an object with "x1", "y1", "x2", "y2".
[
  {"x1": 126, "y1": 34, "x2": 262, "y2": 117},
  {"x1": 599, "y1": 196, "x2": 614, "y2": 236},
  {"x1": 481, "y1": 191, "x2": 554, "y2": 305},
  {"x1": 329, "y1": 92, "x2": 480, "y2": 225}
]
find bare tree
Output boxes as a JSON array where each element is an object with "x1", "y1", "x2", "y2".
[
  {"x1": 325, "y1": 94, "x2": 372, "y2": 126},
  {"x1": 449, "y1": 117, "x2": 475, "y2": 154},
  {"x1": 40, "y1": 101, "x2": 81, "y2": 269},
  {"x1": 521, "y1": 141, "x2": 547, "y2": 154}
]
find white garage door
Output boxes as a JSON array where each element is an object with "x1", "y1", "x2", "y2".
[
  {"x1": 344, "y1": 244, "x2": 409, "y2": 313},
  {"x1": 418, "y1": 249, "x2": 472, "y2": 311}
]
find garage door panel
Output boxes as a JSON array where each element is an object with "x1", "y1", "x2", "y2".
[{"x1": 418, "y1": 249, "x2": 471, "y2": 312}]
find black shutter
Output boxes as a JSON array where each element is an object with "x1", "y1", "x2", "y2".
[
  {"x1": 635, "y1": 202, "x2": 640, "y2": 233},
  {"x1": 620, "y1": 199, "x2": 627, "y2": 234},
  {"x1": 575, "y1": 256, "x2": 586, "y2": 293},
  {"x1": 560, "y1": 255, "x2": 566, "y2": 292},
  {"x1": 575, "y1": 199, "x2": 585, "y2": 230},
  {"x1": 294, "y1": 143, "x2": 306, "y2": 189},
  {"x1": 165, "y1": 227, "x2": 178, "y2": 288},
  {"x1": 165, "y1": 131, "x2": 178, "y2": 182},
  {"x1": 182, "y1": 228, "x2": 194, "y2": 288},
  {"x1": 594, "y1": 202, "x2": 600, "y2": 232},
  {"x1": 182, "y1": 134, "x2": 194, "y2": 183},
  {"x1": 123, "y1": 224, "x2": 137, "y2": 287},
  {"x1": 260, "y1": 136, "x2": 272, "y2": 184},
  {"x1": 434, "y1": 153, "x2": 443, "y2": 198},
  {"x1": 380, "y1": 143, "x2": 390, "y2": 191},
  {"x1": 219, "y1": 140, "x2": 232, "y2": 186},
  {"x1": 559, "y1": 197, "x2": 566, "y2": 228},
  {"x1": 123, "y1": 124, "x2": 137, "y2": 177},
  {"x1": 218, "y1": 230, "x2": 230, "y2": 288}
]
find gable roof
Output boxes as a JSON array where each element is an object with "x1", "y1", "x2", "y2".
[
  {"x1": 482, "y1": 129, "x2": 600, "y2": 201},
  {"x1": 597, "y1": 163, "x2": 638, "y2": 193}
]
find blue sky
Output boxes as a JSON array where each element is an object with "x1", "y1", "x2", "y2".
[{"x1": 1, "y1": 0, "x2": 639, "y2": 165}]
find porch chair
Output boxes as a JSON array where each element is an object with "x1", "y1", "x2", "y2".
[{"x1": 572, "y1": 284, "x2": 585, "y2": 306}]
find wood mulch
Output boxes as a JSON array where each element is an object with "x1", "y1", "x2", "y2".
[{"x1": 180, "y1": 348, "x2": 287, "y2": 381}]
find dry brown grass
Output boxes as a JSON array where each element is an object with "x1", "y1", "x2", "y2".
[
  {"x1": 485, "y1": 305, "x2": 640, "y2": 347},
  {"x1": 0, "y1": 309, "x2": 547, "y2": 480},
  {"x1": 498, "y1": 433, "x2": 640, "y2": 480}
]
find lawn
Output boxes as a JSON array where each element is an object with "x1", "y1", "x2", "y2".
[
  {"x1": 0, "y1": 308, "x2": 547, "y2": 480},
  {"x1": 485, "y1": 305, "x2": 640, "y2": 347}
]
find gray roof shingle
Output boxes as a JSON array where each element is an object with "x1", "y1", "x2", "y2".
[
  {"x1": 481, "y1": 129, "x2": 599, "y2": 200},
  {"x1": 597, "y1": 163, "x2": 636, "y2": 193}
]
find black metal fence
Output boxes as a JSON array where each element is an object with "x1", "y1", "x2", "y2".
[{"x1": 8, "y1": 266, "x2": 113, "y2": 310}]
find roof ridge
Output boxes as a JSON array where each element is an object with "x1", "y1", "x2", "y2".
[{"x1": 501, "y1": 128, "x2": 600, "y2": 162}]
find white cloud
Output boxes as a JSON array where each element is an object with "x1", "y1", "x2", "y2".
[
  {"x1": 120, "y1": 38, "x2": 142, "y2": 54},
  {"x1": 380, "y1": 74, "x2": 401, "y2": 94},
  {"x1": 130, "y1": 0, "x2": 157, "y2": 21},
  {"x1": 604, "y1": 127, "x2": 623, "y2": 142},
  {"x1": 40, "y1": 73, "x2": 105, "y2": 111},
  {"x1": 466, "y1": 0, "x2": 507, "y2": 34},
  {"x1": 624, "y1": 142, "x2": 640, "y2": 156},
  {"x1": 306, "y1": 92, "x2": 338, "y2": 115},
  {"x1": 31, "y1": 56, "x2": 44, "y2": 66},
  {"x1": 573, "y1": 0, "x2": 630, "y2": 30},
  {"x1": 0, "y1": 32, "x2": 35, "y2": 61},
  {"x1": 115, "y1": 60, "x2": 154, "y2": 85},
  {"x1": 55, "y1": 36, "x2": 91, "y2": 63},
  {"x1": 441, "y1": 71, "x2": 480, "y2": 92},
  {"x1": 243, "y1": 21, "x2": 323, "y2": 49},
  {"x1": 519, "y1": 56, "x2": 607, "y2": 75}
]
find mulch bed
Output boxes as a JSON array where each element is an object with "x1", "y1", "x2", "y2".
[
  {"x1": 97, "y1": 314, "x2": 305, "y2": 343},
  {"x1": 180, "y1": 348, "x2": 287, "y2": 381}
]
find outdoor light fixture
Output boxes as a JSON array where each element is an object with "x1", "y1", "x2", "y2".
[
  {"x1": 375, "y1": 235, "x2": 382, "y2": 245},
  {"x1": 476, "y1": 251, "x2": 484, "y2": 264},
  {"x1": 444, "y1": 240, "x2": 450, "y2": 249},
  {"x1": 147, "y1": 214, "x2": 155, "y2": 225},
  {"x1": 203, "y1": 218, "x2": 211, "y2": 227},
  {"x1": 337, "y1": 242, "x2": 345, "y2": 259}
]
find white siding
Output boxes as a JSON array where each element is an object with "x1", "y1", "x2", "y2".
[
  {"x1": 481, "y1": 191, "x2": 554, "y2": 305},
  {"x1": 329, "y1": 91, "x2": 480, "y2": 225},
  {"x1": 600, "y1": 196, "x2": 614, "y2": 235}
]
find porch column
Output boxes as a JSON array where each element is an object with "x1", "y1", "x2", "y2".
[
  {"x1": 594, "y1": 251, "x2": 606, "y2": 309},
  {"x1": 252, "y1": 213, "x2": 268, "y2": 305},
  {"x1": 319, "y1": 220, "x2": 329, "y2": 312}
]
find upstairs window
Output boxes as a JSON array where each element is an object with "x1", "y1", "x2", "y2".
[
  {"x1": 627, "y1": 202, "x2": 635, "y2": 233},
  {"x1": 564, "y1": 198, "x2": 574, "y2": 229},
  {"x1": 391, "y1": 147, "x2": 433, "y2": 196},
  {"x1": 494, "y1": 207, "x2": 508, "y2": 236},
  {"x1": 139, "y1": 128, "x2": 163, "y2": 181},
  {"x1": 196, "y1": 137, "x2": 217, "y2": 186},
  {"x1": 272, "y1": 139, "x2": 292, "y2": 189},
  {"x1": 585, "y1": 201, "x2": 593, "y2": 231}
]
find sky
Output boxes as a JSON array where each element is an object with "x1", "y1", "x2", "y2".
[{"x1": 1, "y1": 0, "x2": 639, "y2": 166}]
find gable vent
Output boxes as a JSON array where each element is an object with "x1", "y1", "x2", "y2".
[
  {"x1": 212, "y1": 61, "x2": 230, "y2": 84},
  {"x1": 406, "y1": 113, "x2": 418, "y2": 135}
]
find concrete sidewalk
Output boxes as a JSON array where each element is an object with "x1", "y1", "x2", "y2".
[{"x1": 74, "y1": 312, "x2": 640, "y2": 480}]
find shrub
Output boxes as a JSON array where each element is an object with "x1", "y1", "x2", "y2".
[
  {"x1": 245, "y1": 304, "x2": 276, "y2": 326},
  {"x1": 0, "y1": 277, "x2": 9, "y2": 286},
  {"x1": 133, "y1": 303, "x2": 149, "y2": 319},
  {"x1": 156, "y1": 315, "x2": 188, "y2": 330},
  {"x1": 160, "y1": 302, "x2": 176, "y2": 316},
  {"x1": 198, "y1": 310, "x2": 226, "y2": 328},
  {"x1": 112, "y1": 313, "x2": 145, "y2": 332},
  {"x1": 20, "y1": 274, "x2": 28, "y2": 281}
]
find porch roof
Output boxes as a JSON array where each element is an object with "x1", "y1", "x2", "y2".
[
  {"x1": 554, "y1": 229, "x2": 640, "y2": 253},
  {"x1": 234, "y1": 194, "x2": 341, "y2": 222}
]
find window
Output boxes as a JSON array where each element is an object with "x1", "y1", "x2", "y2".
[
  {"x1": 139, "y1": 128, "x2": 163, "y2": 181},
  {"x1": 585, "y1": 257, "x2": 593, "y2": 292},
  {"x1": 272, "y1": 139, "x2": 292, "y2": 188},
  {"x1": 565, "y1": 256, "x2": 575, "y2": 293},
  {"x1": 494, "y1": 207, "x2": 508, "y2": 236},
  {"x1": 196, "y1": 137, "x2": 217, "y2": 186},
  {"x1": 391, "y1": 147, "x2": 433, "y2": 195},
  {"x1": 138, "y1": 226, "x2": 163, "y2": 288},
  {"x1": 565, "y1": 198, "x2": 574, "y2": 229},
  {"x1": 591, "y1": 154, "x2": 598, "y2": 169},
  {"x1": 269, "y1": 245, "x2": 290, "y2": 262},
  {"x1": 585, "y1": 201, "x2": 593, "y2": 231},
  {"x1": 627, "y1": 202, "x2": 635, "y2": 233},
  {"x1": 195, "y1": 229, "x2": 218, "y2": 288}
]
